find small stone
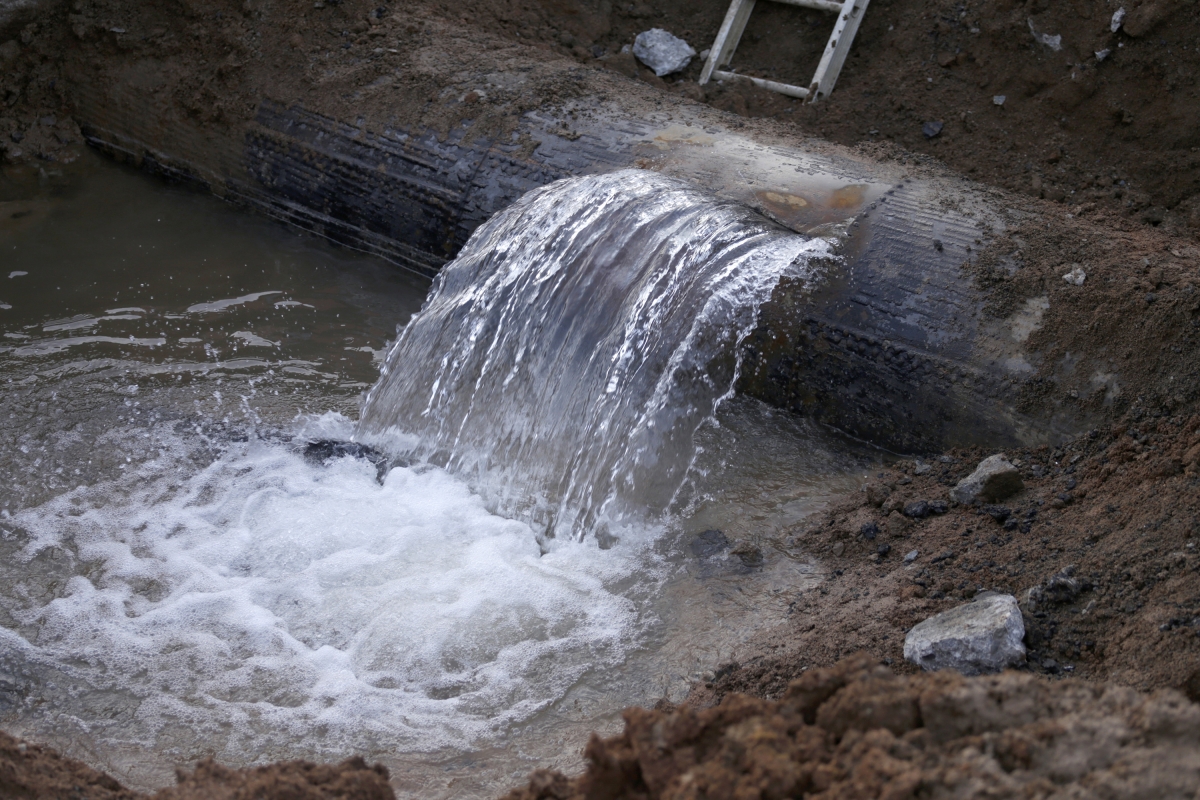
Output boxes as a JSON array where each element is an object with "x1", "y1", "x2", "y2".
[
  {"x1": 903, "y1": 593, "x2": 1026, "y2": 675},
  {"x1": 982, "y1": 504, "x2": 1011, "y2": 522},
  {"x1": 886, "y1": 511, "x2": 912, "y2": 536},
  {"x1": 904, "y1": 500, "x2": 932, "y2": 519},
  {"x1": 877, "y1": 543, "x2": 891, "y2": 556},
  {"x1": 903, "y1": 549, "x2": 919, "y2": 563},
  {"x1": 951, "y1": 454, "x2": 1024, "y2": 504},
  {"x1": 690, "y1": 529, "x2": 730, "y2": 560},
  {"x1": 864, "y1": 482, "x2": 891, "y2": 507},
  {"x1": 993, "y1": 95, "x2": 1006, "y2": 106},
  {"x1": 860, "y1": 521, "x2": 880, "y2": 540},
  {"x1": 913, "y1": 461, "x2": 932, "y2": 475},
  {"x1": 831, "y1": 541, "x2": 845, "y2": 557},
  {"x1": 632, "y1": 28, "x2": 696, "y2": 77},
  {"x1": 1110, "y1": 6, "x2": 1126, "y2": 32},
  {"x1": 922, "y1": 120, "x2": 944, "y2": 138},
  {"x1": 1062, "y1": 266, "x2": 1086, "y2": 286}
]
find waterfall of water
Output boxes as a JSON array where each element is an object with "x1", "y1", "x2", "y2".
[{"x1": 357, "y1": 169, "x2": 833, "y2": 541}]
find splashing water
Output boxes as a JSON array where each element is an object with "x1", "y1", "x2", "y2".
[
  {"x1": 0, "y1": 158, "x2": 869, "y2": 797},
  {"x1": 358, "y1": 170, "x2": 833, "y2": 541}
]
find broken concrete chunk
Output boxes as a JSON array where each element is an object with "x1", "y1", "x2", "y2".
[
  {"x1": 903, "y1": 593, "x2": 1026, "y2": 675},
  {"x1": 632, "y1": 28, "x2": 696, "y2": 77},
  {"x1": 950, "y1": 454, "x2": 1024, "y2": 504},
  {"x1": 1063, "y1": 266, "x2": 1086, "y2": 286}
]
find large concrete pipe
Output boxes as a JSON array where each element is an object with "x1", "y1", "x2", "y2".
[{"x1": 56, "y1": 6, "x2": 1083, "y2": 453}]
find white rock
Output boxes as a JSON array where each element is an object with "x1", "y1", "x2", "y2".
[
  {"x1": 632, "y1": 28, "x2": 696, "y2": 77},
  {"x1": 950, "y1": 454, "x2": 1023, "y2": 504},
  {"x1": 1111, "y1": 6, "x2": 1126, "y2": 32},
  {"x1": 993, "y1": 95, "x2": 1006, "y2": 106},
  {"x1": 1027, "y1": 19, "x2": 1062, "y2": 52},
  {"x1": 1062, "y1": 266, "x2": 1086, "y2": 286},
  {"x1": 904, "y1": 593, "x2": 1026, "y2": 675}
]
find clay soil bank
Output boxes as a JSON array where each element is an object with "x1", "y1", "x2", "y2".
[{"x1": 2, "y1": 0, "x2": 1200, "y2": 798}]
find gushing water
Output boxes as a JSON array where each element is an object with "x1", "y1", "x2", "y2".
[
  {"x1": 358, "y1": 170, "x2": 832, "y2": 540},
  {"x1": 0, "y1": 157, "x2": 868, "y2": 798}
]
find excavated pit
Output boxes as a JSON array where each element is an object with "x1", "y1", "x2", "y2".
[{"x1": 3, "y1": 1, "x2": 1200, "y2": 799}]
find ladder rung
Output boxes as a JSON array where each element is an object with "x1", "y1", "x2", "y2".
[
  {"x1": 711, "y1": 70, "x2": 811, "y2": 98},
  {"x1": 772, "y1": 0, "x2": 843, "y2": 12}
]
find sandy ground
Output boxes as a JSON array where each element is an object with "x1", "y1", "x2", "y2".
[{"x1": 2, "y1": 0, "x2": 1200, "y2": 797}]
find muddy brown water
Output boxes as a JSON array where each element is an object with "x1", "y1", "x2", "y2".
[{"x1": 0, "y1": 153, "x2": 883, "y2": 798}]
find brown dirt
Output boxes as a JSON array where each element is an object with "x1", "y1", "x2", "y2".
[
  {"x1": 688, "y1": 412, "x2": 1200, "y2": 704},
  {"x1": 6, "y1": 0, "x2": 1200, "y2": 233},
  {"x1": 431, "y1": 0, "x2": 1200, "y2": 231},
  {"x1": 948, "y1": 199, "x2": 1200, "y2": 425},
  {"x1": 502, "y1": 653, "x2": 1200, "y2": 800},
  {"x1": 0, "y1": 729, "x2": 395, "y2": 800}
]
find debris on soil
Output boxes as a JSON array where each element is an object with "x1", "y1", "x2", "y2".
[
  {"x1": 903, "y1": 592, "x2": 1026, "y2": 675},
  {"x1": 689, "y1": 413, "x2": 1200, "y2": 705},
  {"x1": 502, "y1": 653, "x2": 1200, "y2": 800}
]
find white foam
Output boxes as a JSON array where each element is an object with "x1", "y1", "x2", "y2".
[{"x1": 8, "y1": 415, "x2": 653, "y2": 761}]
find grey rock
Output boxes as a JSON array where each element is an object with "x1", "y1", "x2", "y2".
[
  {"x1": 951, "y1": 454, "x2": 1024, "y2": 504},
  {"x1": 632, "y1": 28, "x2": 696, "y2": 77},
  {"x1": 904, "y1": 593, "x2": 1026, "y2": 675},
  {"x1": 903, "y1": 549, "x2": 919, "y2": 563}
]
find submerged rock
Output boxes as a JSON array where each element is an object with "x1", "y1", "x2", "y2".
[
  {"x1": 303, "y1": 439, "x2": 392, "y2": 483},
  {"x1": 903, "y1": 593, "x2": 1026, "y2": 675},
  {"x1": 632, "y1": 28, "x2": 696, "y2": 76},
  {"x1": 950, "y1": 454, "x2": 1024, "y2": 504}
]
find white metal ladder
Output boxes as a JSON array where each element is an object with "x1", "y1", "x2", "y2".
[{"x1": 698, "y1": 0, "x2": 870, "y2": 102}]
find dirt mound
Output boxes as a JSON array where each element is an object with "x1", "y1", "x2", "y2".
[
  {"x1": 6, "y1": 0, "x2": 1199, "y2": 232},
  {"x1": 503, "y1": 653, "x2": 1200, "y2": 800},
  {"x1": 0, "y1": 730, "x2": 395, "y2": 800},
  {"x1": 427, "y1": 0, "x2": 1200, "y2": 232},
  {"x1": 0, "y1": 730, "x2": 140, "y2": 800},
  {"x1": 688, "y1": 413, "x2": 1200, "y2": 707}
]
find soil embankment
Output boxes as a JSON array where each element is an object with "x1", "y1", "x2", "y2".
[{"x1": 2, "y1": 0, "x2": 1200, "y2": 798}]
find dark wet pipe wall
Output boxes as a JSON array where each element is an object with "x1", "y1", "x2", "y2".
[{"x1": 67, "y1": 77, "x2": 1074, "y2": 454}]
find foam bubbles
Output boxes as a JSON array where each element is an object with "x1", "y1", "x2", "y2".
[{"x1": 6, "y1": 416, "x2": 652, "y2": 764}]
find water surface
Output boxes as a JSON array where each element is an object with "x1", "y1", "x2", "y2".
[{"x1": 0, "y1": 154, "x2": 880, "y2": 797}]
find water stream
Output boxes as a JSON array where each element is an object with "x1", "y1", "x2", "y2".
[{"x1": 0, "y1": 153, "x2": 881, "y2": 796}]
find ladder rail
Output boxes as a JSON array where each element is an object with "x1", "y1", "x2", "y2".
[
  {"x1": 699, "y1": 0, "x2": 757, "y2": 85},
  {"x1": 773, "y1": 0, "x2": 844, "y2": 12},
  {"x1": 710, "y1": 70, "x2": 810, "y2": 99},
  {"x1": 697, "y1": 0, "x2": 868, "y2": 102},
  {"x1": 808, "y1": 0, "x2": 871, "y2": 101}
]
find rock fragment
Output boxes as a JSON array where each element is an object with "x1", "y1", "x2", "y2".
[
  {"x1": 950, "y1": 454, "x2": 1024, "y2": 504},
  {"x1": 903, "y1": 593, "x2": 1026, "y2": 675},
  {"x1": 632, "y1": 28, "x2": 695, "y2": 76},
  {"x1": 1062, "y1": 266, "x2": 1086, "y2": 285}
]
